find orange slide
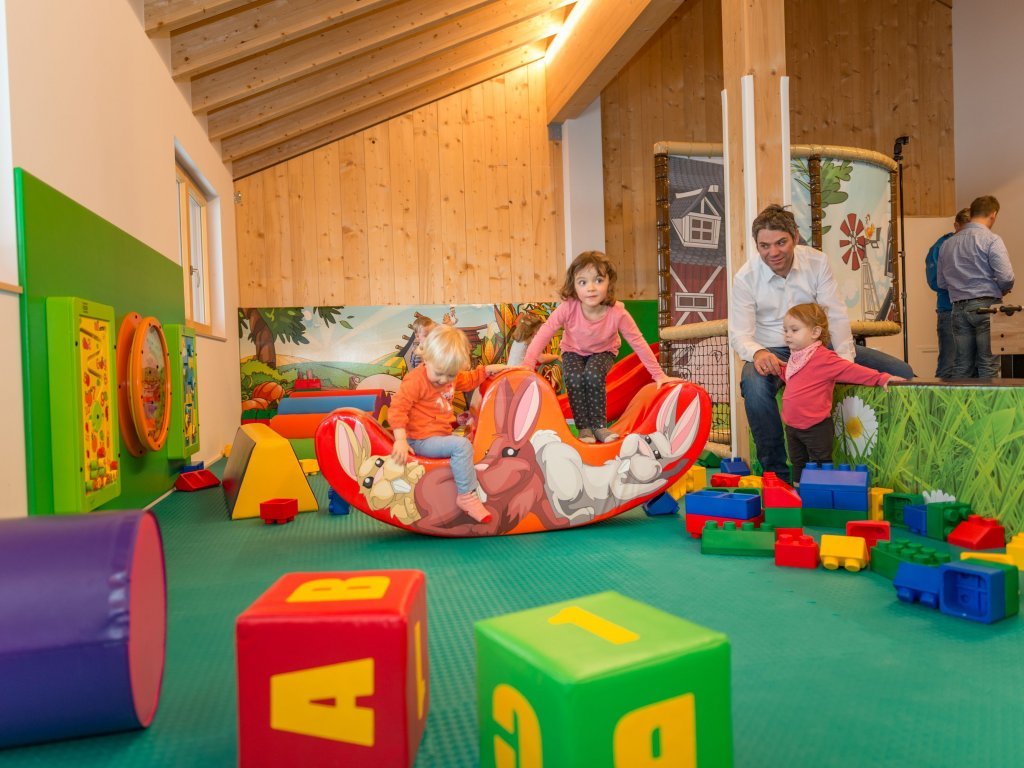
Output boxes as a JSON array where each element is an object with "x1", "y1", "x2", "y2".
[{"x1": 557, "y1": 342, "x2": 660, "y2": 421}]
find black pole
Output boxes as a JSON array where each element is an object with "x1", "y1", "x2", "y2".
[{"x1": 893, "y1": 136, "x2": 910, "y2": 363}]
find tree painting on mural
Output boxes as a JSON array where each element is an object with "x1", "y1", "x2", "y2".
[{"x1": 238, "y1": 307, "x2": 353, "y2": 368}]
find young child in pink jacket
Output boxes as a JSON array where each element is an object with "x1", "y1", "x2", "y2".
[{"x1": 780, "y1": 303, "x2": 904, "y2": 482}]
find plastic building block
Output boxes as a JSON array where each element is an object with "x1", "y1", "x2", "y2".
[
  {"x1": 260, "y1": 498, "x2": 298, "y2": 525},
  {"x1": 799, "y1": 463, "x2": 869, "y2": 511},
  {"x1": 174, "y1": 469, "x2": 220, "y2": 491},
  {"x1": 846, "y1": 520, "x2": 890, "y2": 554},
  {"x1": 710, "y1": 473, "x2": 742, "y2": 488},
  {"x1": 902, "y1": 504, "x2": 928, "y2": 535},
  {"x1": 801, "y1": 507, "x2": 866, "y2": 529},
  {"x1": 667, "y1": 465, "x2": 706, "y2": 499},
  {"x1": 882, "y1": 492, "x2": 924, "y2": 528},
  {"x1": 180, "y1": 461, "x2": 205, "y2": 473},
  {"x1": 939, "y1": 561, "x2": 1019, "y2": 624},
  {"x1": 738, "y1": 475, "x2": 763, "y2": 489},
  {"x1": 237, "y1": 570, "x2": 428, "y2": 767},
  {"x1": 762, "y1": 472, "x2": 801, "y2": 508},
  {"x1": 868, "y1": 487, "x2": 893, "y2": 521},
  {"x1": 947, "y1": 515, "x2": 1004, "y2": 550},
  {"x1": 292, "y1": 377, "x2": 322, "y2": 391},
  {"x1": 925, "y1": 501, "x2": 971, "y2": 541},
  {"x1": 961, "y1": 552, "x2": 1016, "y2": 566},
  {"x1": 223, "y1": 443, "x2": 232, "y2": 458},
  {"x1": 701, "y1": 521, "x2": 775, "y2": 556},
  {"x1": 685, "y1": 490, "x2": 761, "y2": 520},
  {"x1": 870, "y1": 539, "x2": 951, "y2": 581},
  {"x1": 774, "y1": 526, "x2": 805, "y2": 540},
  {"x1": 893, "y1": 563, "x2": 942, "y2": 608},
  {"x1": 765, "y1": 507, "x2": 803, "y2": 529},
  {"x1": 643, "y1": 492, "x2": 679, "y2": 517},
  {"x1": 327, "y1": 487, "x2": 350, "y2": 516},
  {"x1": 684, "y1": 511, "x2": 764, "y2": 538},
  {"x1": 299, "y1": 458, "x2": 320, "y2": 476},
  {"x1": 719, "y1": 457, "x2": 751, "y2": 476},
  {"x1": 819, "y1": 535, "x2": 869, "y2": 572},
  {"x1": 696, "y1": 449, "x2": 721, "y2": 468},
  {"x1": 775, "y1": 533, "x2": 819, "y2": 569},
  {"x1": 1007, "y1": 533, "x2": 1024, "y2": 568}
]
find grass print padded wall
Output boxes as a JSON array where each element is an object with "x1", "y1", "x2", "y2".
[
  {"x1": 16, "y1": 169, "x2": 186, "y2": 514},
  {"x1": 833, "y1": 382, "x2": 1024, "y2": 536}
]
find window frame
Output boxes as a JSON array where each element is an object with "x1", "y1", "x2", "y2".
[{"x1": 176, "y1": 165, "x2": 213, "y2": 336}]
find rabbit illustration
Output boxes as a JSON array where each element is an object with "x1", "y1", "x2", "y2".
[
  {"x1": 335, "y1": 420, "x2": 425, "y2": 525},
  {"x1": 531, "y1": 385, "x2": 702, "y2": 523},
  {"x1": 408, "y1": 377, "x2": 568, "y2": 537}
]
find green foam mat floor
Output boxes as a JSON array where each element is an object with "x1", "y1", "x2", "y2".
[{"x1": 3, "y1": 464, "x2": 1023, "y2": 767}]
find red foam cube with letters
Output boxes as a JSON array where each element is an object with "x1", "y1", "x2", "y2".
[{"x1": 236, "y1": 570, "x2": 429, "y2": 767}]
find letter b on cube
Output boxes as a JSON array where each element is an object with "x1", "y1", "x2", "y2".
[
  {"x1": 236, "y1": 570, "x2": 428, "y2": 767},
  {"x1": 476, "y1": 591, "x2": 732, "y2": 767}
]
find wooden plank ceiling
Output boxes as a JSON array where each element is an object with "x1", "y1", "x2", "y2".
[{"x1": 145, "y1": 0, "x2": 578, "y2": 179}]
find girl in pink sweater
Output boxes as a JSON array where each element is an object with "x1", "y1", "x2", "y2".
[
  {"x1": 522, "y1": 251, "x2": 678, "y2": 443},
  {"x1": 780, "y1": 303, "x2": 903, "y2": 482}
]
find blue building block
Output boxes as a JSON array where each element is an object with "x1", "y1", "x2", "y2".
[
  {"x1": 939, "y1": 562, "x2": 1014, "y2": 624},
  {"x1": 684, "y1": 490, "x2": 761, "y2": 520},
  {"x1": 902, "y1": 504, "x2": 928, "y2": 536},
  {"x1": 719, "y1": 457, "x2": 751, "y2": 476},
  {"x1": 799, "y1": 463, "x2": 869, "y2": 511},
  {"x1": 180, "y1": 461, "x2": 205, "y2": 473},
  {"x1": 799, "y1": 487, "x2": 834, "y2": 509},
  {"x1": 643, "y1": 492, "x2": 679, "y2": 517},
  {"x1": 327, "y1": 487, "x2": 350, "y2": 516},
  {"x1": 893, "y1": 563, "x2": 941, "y2": 608}
]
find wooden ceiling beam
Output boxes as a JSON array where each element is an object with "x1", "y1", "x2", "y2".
[
  {"x1": 144, "y1": 0, "x2": 252, "y2": 35},
  {"x1": 208, "y1": 7, "x2": 569, "y2": 139},
  {"x1": 229, "y1": 47, "x2": 547, "y2": 178},
  {"x1": 545, "y1": 0, "x2": 683, "y2": 123},
  {"x1": 192, "y1": 0, "x2": 570, "y2": 113},
  {"x1": 170, "y1": 0, "x2": 402, "y2": 79}
]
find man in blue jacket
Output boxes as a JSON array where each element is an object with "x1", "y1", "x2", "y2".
[{"x1": 925, "y1": 208, "x2": 969, "y2": 378}]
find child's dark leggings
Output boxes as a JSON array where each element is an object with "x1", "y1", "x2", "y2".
[
  {"x1": 562, "y1": 351, "x2": 617, "y2": 431},
  {"x1": 784, "y1": 416, "x2": 834, "y2": 484}
]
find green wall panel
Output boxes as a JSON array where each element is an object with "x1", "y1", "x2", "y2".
[{"x1": 16, "y1": 169, "x2": 186, "y2": 514}]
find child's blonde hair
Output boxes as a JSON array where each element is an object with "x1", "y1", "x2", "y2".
[
  {"x1": 419, "y1": 324, "x2": 470, "y2": 375},
  {"x1": 785, "y1": 303, "x2": 831, "y2": 348},
  {"x1": 559, "y1": 251, "x2": 617, "y2": 305},
  {"x1": 512, "y1": 313, "x2": 544, "y2": 343}
]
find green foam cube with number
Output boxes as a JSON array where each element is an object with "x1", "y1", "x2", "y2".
[{"x1": 475, "y1": 591, "x2": 732, "y2": 767}]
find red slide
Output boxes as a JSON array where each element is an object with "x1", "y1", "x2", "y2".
[{"x1": 557, "y1": 342, "x2": 660, "y2": 421}]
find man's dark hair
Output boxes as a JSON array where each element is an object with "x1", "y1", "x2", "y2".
[
  {"x1": 751, "y1": 204, "x2": 799, "y2": 241},
  {"x1": 970, "y1": 195, "x2": 1000, "y2": 219}
]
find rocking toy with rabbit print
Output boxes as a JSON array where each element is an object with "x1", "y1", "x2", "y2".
[{"x1": 315, "y1": 369, "x2": 712, "y2": 537}]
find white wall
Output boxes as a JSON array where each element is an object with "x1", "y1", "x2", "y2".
[
  {"x1": 0, "y1": 0, "x2": 240, "y2": 517},
  {"x1": 561, "y1": 97, "x2": 606, "y2": 263},
  {"x1": 953, "y1": 1, "x2": 1024, "y2": 279}
]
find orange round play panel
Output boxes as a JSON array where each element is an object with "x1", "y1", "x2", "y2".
[{"x1": 117, "y1": 313, "x2": 171, "y2": 454}]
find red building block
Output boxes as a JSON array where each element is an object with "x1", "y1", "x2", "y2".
[
  {"x1": 762, "y1": 472, "x2": 802, "y2": 508},
  {"x1": 710, "y1": 473, "x2": 742, "y2": 488},
  {"x1": 685, "y1": 511, "x2": 765, "y2": 538},
  {"x1": 237, "y1": 571, "x2": 429, "y2": 768},
  {"x1": 846, "y1": 520, "x2": 891, "y2": 558},
  {"x1": 260, "y1": 498, "x2": 298, "y2": 525},
  {"x1": 947, "y1": 515, "x2": 1006, "y2": 550},
  {"x1": 775, "y1": 533, "x2": 819, "y2": 569},
  {"x1": 174, "y1": 469, "x2": 220, "y2": 491},
  {"x1": 774, "y1": 526, "x2": 804, "y2": 540}
]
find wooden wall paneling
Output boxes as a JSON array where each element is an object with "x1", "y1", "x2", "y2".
[
  {"x1": 338, "y1": 134, "x2": 371, "y2": 305},
  {"x1": 462, "y1": 85, "x2": 491, "y2": 302},
  {"x1": 312, "y1": 143, "x2": 344, "y2": 304},
  {"x1": 264, "y1": 164, "x2": 289, "y2": 307},
  {"x1": 623, "y1": 54, "x2": 648, "y2": 298},
  {"x1": 235, "y1": 173, "x2": 266, "y2": 307},
  {"x1": 601, "y1": 74, "x2": 625, "y2": 280},
  {"x1": 437, "y1": 95, "x2": 470, "y2": 304},
  {"x1": 363, "y1": 125, "x2": 395, "y2": 305},
  {"x1": 287, "y1": 153, "x2": 320, "y2": 305},
  {"x1": 389, "y1": 113, "x2": 420, "y2": 303},
  {"x1": 413, "y1": 103, "x2": 445, "y2": 304},
  {"x1": 483, "y1": 76, "x2": 513, "y2": 303},
  {"x1": 527, "y1": 60, "x2": 562, "y2": 297},
  {"x1": 504, "y1": 66, "x2": 533, "y2": 302},
  {"x1": 701, "y1": 0, "x2": 724, "y2": 131}
]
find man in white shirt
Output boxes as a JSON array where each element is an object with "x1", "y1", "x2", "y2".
[{"x1": 728, "y1": 205, "x2": 914, "y2": 482}]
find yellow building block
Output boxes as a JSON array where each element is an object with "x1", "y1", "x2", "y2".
[
  {"x1": 738, "y1": 475, "x2": 763, "y2": 489},
  {"x1": 667, "y1": 465, "x2": 707, "y2": 500},
  {"x1": 222, "y1": 423, "x2": 318, "y2": 521},
  {"x1": 868, "y1": 487, "x2": 892, "y2": 521},
  {"x1": 224, "y1": 443, "x2": 232, "y2": 458},
  {"x1": 960, "y1": 551, "x2": 1016, "y2": 566},
  {"x1": 820, "y1": 535, "x2": 869, "y2": 572},
  {"x1": 1007, "y1": 533, "x2": 1024, "y2": 568},
  {"x1": 300, "y1": 458, "x2": 320, "y2": 476}
]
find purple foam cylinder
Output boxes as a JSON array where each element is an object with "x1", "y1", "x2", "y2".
[{"x1": 0, "y1": 509, "x2": 166, "y2": 749}]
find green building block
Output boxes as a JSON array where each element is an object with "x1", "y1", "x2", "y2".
[
  {"x1": 970, "y1": 561, "x2": 1020, "y2": 619},
  {"x1": 701, "y1": 521, "x2": 775, "y2": 556},
  {"x1": 801, "y1": 507, "x2": 866, "y2": 529},
  {"x1": 764, "y1": 507, "x2": 803, "y2": 528},
  {"x1": 475, "y1": 591, "x2": 733, "y2": 768},
  {"x1": 697, "y1": 450, "x2": 722, "y2": 468},
  {"x1": 882, "y1": 492, "x2": 924, "y2": 528},
  {"x1": 925, "y1": 501, "x2": 971, "y2": 540},
  {"x1": 870, "y1": 539, "x2": 951, "y2": 581}
]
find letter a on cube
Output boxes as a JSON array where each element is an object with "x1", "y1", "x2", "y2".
[{"x1": 237, "y1": 570, "x2": 428, "y2": 767}]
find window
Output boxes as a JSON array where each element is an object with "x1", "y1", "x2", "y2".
[
  {"x1": 683, "y1": 213, "x2": 720, "y2": 249},
  {"x1": 675, "y1": 293, "x2": 714, "y2": 311},
  {"x1": 176, "y1": 165, "x2": 211, "y2": 333}
]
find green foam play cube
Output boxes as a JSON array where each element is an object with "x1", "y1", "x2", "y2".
[{"x1": 475, "y1": 591, "x2": 732, "y2": 767}]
